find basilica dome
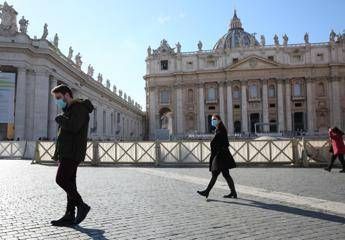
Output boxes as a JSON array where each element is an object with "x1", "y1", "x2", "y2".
[{"x1": 213, "y1": 10, "x2": 259, "y2": 50}]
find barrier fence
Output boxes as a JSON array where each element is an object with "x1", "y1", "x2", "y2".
[{"x1": 0, "y1": 138, "x2": 336, "y2": 167}]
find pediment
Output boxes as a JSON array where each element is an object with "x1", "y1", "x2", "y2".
[{"x1": 226, "y1": 55, "x2": 282, "y2": 71}]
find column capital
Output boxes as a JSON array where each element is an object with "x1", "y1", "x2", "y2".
[
  {"x1": 276, "y1": 78, "x2": 285, "y2": 84},
  {"x1": 196, "y1": 82, "x2": 204, "y2": 88},
  {"x1": 241, "y1": 79, "x2": 248, "y2": 85},
  {"x1": 217, "y1": 80, "x2": 226, "y2": 86},
  {"x1": 261, "y1": 78, "x2": 268, "y2": 85}
]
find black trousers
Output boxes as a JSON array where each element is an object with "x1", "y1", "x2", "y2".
[
  {"x1": 205, "y1": 169, "x2": 236, "y2": 193},
  {"x1": 56, "y1": 160, "x2": 83, "y2": 212},
  {"x1": 328, "y1": 154, "x2": 345, "y2": 170}
]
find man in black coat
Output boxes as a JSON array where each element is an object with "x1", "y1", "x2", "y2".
[{"x1": 51, "y1": 84, "x2": 94, "y2": 226}]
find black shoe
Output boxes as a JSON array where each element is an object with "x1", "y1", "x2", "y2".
[
  {"x1": 324, "y1": 167, "x2": 331, "y2": 172},
  {"x1": 223, "y1": 192, "x2": 238, "y2": 199},
  {"x1": 340, "y1": 169, "x2": 345, "y2": 173},
  {"x1": 75, "y1": 203, "x2": 91, "y2": 224},
  {"x1": 51, "y1": 211, "x2": 75, "y2": 227},
  {"x1": 197, "y1": 190, "x2": 209, "y2": 199}
]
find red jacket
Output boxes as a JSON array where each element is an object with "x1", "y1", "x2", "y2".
[{"x1": 329, "y1": 130, "x2": 345, "y2": 155}]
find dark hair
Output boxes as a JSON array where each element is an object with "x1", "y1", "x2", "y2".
[
  {"x1": 212, "y1": 114, "x2": 228, "y2": 134},
  {"x1": 51, "y1": 84, "x2": 73, "y2": 98},
  {"x1": 331, "y1": 126, "x2": 344, "y2": 136}
]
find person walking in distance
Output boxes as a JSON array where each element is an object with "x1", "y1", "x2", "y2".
[
  {"x1": 50, "y1": 84, "x2": 94, "y2": 226},
  {"x1": 324, "y1": 126, "x2": 345, "y2": 173},
  {"x1": 197, "y1": 114, "x2": 237, "y2": 199}
]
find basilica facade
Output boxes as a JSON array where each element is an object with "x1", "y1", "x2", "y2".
[
  {"x1": 144, "y1": 11, "x2": 345, "y2": 139},
  {"x1": 0, "y1": 2, "x2": 145, "y2": 141}
]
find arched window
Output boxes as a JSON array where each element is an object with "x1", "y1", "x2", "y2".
[
  {"x1": 207, "y1": 87, "x2": 216, "y2": 101},
  {"x1": 249, "y1": 84, "x2": 258, "y2": 98},
  {"x1": 233, "y1": 86, "x2": 240, "y2": 99},
  {"x1": 293, "y1": 82, "x2": 302, "y2": 97},
  {"x1": 268, "y1": 85, "x2": 275, "y2": 98}
]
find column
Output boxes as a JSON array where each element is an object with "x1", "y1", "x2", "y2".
[
  {"x1": 198, "y1": 84, "x2": 205, "y2": 133},
  {"x1": 306, "y1": 78, "x2": 315, "y2": 133},
  {"x1": 149, "y1": 87, "x2": 157, "y2": 139},
  {"x1": 14, "y1": 67, "x2": 27, "y2": 140},
  {"x1": 48, "y1": 76, "x2": 57, "y2": 140},
  {"x1": 262, "y1": 79, "x2": 269, "y2": 132},
  {"x1": 330, "y1": 77, "x2": 341, "y2": 127},
  {"x1": 33, "y1": 71, "x2": 49, "y2": 140},
  {"x1": 218, "y1": 81, "x2": 225, "y2": 123},
  {"x1": 226, "y1": 81, "x2": 234, "y2": 134},
  {"x1": 285, "y1": 78, "x2": 292, "y2": 131},
  {"x1": 277, "y1": 79, "x2": 285, "y2": 133},
  {"x1": 175, "y1": 85, "x2": 183, "y2": 135},
  {"x1": 241, "y1": 81, "x2": 248, "y2": 133}
]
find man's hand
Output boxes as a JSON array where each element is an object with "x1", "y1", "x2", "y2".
[{"x1": 55, "y1": 114, "x2": 68, "y2": 125}]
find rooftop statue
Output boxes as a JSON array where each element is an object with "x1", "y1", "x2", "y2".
[
  {"x1": 87, "y1": 64, "x2": 94, "y2": 77},
  {"x1": 0, "y1": 1, "x2": 18, "y2": 36},
  {"x1": 283, "y1": 34, "x2": 288, "y2": 46},
  {"x1": 67, "y1": 46, "x2": 73, "y2": 60},
  {"x1": 75, "y1": 52, "x2": 82, "y2": 68},
  {"x1": 274, "y1": 34, "x2": 279, "y2": 46},
  {"x1": 260, "y1": 35, "x2": 265, "y2": 47},
  {"x1": 41, "y1": 23, "x2": 48, "y2": 39},
  {"x1": 18, "y1": 16, "x2": 28, "y2": 34},
  {"x1": 304, "y1": 32, "x2": 309, "y2": 44},
  {"x1": 53, "y1": 33, "x2": 59, "y2": 48}
]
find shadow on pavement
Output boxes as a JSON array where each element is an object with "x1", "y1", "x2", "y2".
[
  {"x1": 207, "y1": 198, "x2": 345, "y2": 224},
  {"x1": 70, "y1": 225, "x2": 109, "y2": 240}
]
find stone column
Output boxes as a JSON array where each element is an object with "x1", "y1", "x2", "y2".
[
  {"x1": 277, "y1": 79, "x2": 285, "y2": 132},
  {"x1": 175, "y1": 85, "x2": 183, "y2": 135},
  {"x1": 149, "y1": 87, "x2": 157, "y2": 139},
  {"x1": 241, "y1": 81, "x2": 248, "y2": 133},
  {"x1": 198, "y1": 84, "x2": 205, "y2": 133},
  {"x1": 218, "y1": 81, "x2": 225, "y2": 123},
  {"x1": 330, "y1": 77, "x2": 341, "y2": 127},
  {"x1": 226, "y1": 81, "x2": 234, "y2": 134},
  {"x1": 285, "y1": 78, "x2": 292, "y2": 131},
  {"x1": 33, "y1": 71, "x2": 50, "y2": 140},
  {"x1": 306, "y1": 78, "x2": 315, "y2": 133},
  {"x1": 14, "y1": 67, "x2": 27, "y2": 140},
  {"x1": 262, "y1": 79, "x2": 269, "y2": 132},
  {"x1": 48, "y1": 76, "x2": 58, "y2": 140}
]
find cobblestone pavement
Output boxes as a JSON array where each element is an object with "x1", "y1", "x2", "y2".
[{"x1": 0, "y1": 160, "x2": 345, "y2": 240}]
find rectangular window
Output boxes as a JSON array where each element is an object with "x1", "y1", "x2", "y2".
[
  {"x1": 117, "y1": 112, "x2": 121, "y2": 123},
  {"x1": 269, "y1": 103, "x2": 276, "y2": 108},
  {"x1": 160, "y1": 60, "x2": 168, "y2": 70},
  {"x1": 208, "y1": 106, "x2": 215, "y2": 110},
  {"x1": 103, "y1": 111, "x2": 106, "y2": 134},
  {"x1": 295, "y1": 102, "x2": 302, "y2": 107},
  {"x1": 268, "y1": 56, "x2": 274, "y2": 61},
  {"x1": 207, "y1": 87, "x2": 216, "y2": 101},
  {"x1": 234, "y1": 104, "x2": 240, "y2": 109},
  {"x1": 232, "y1": 58, "x2": 239, "y2": 64},
  {"x1": 160, "y1": 90, "x2": 170, "y2": 104}
]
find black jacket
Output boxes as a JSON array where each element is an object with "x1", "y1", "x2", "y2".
[
  {"x1": 53, "y1": 99, "x2": 94, "y2": 162},
  {"x1": 209, "y1": 126, "x2": 236, "y2": 172}
]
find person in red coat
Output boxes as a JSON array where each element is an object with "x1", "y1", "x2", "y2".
[{"x1": 325, "y1": 127, "x2": 345, "y2": 173}]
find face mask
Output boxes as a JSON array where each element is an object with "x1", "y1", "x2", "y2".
[
  {"x1": 55, "y1": 98, "x2": 67, "y2": 109},
  {"x1": 211, "y1": 119, "x2": 219, "y2": 127}
]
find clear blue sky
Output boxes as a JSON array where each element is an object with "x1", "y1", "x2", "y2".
[{"x1": 10, "y1": 0, "x2": 345, "y2": 108}]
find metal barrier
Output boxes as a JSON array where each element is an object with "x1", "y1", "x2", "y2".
[
  {"x1": 1, "y1": 138, "x2": 338, "y2": 167},
  {"x1": 0, "y1": 141, "x2": 27, "y2": 159}
]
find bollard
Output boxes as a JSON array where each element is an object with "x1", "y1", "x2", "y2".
[
  {"x1": 92, "y1": 141, "x2": 100, "y2": 166},
  {"x1": 155, "y1": 140, "x2": 161, "y2": 167}
]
